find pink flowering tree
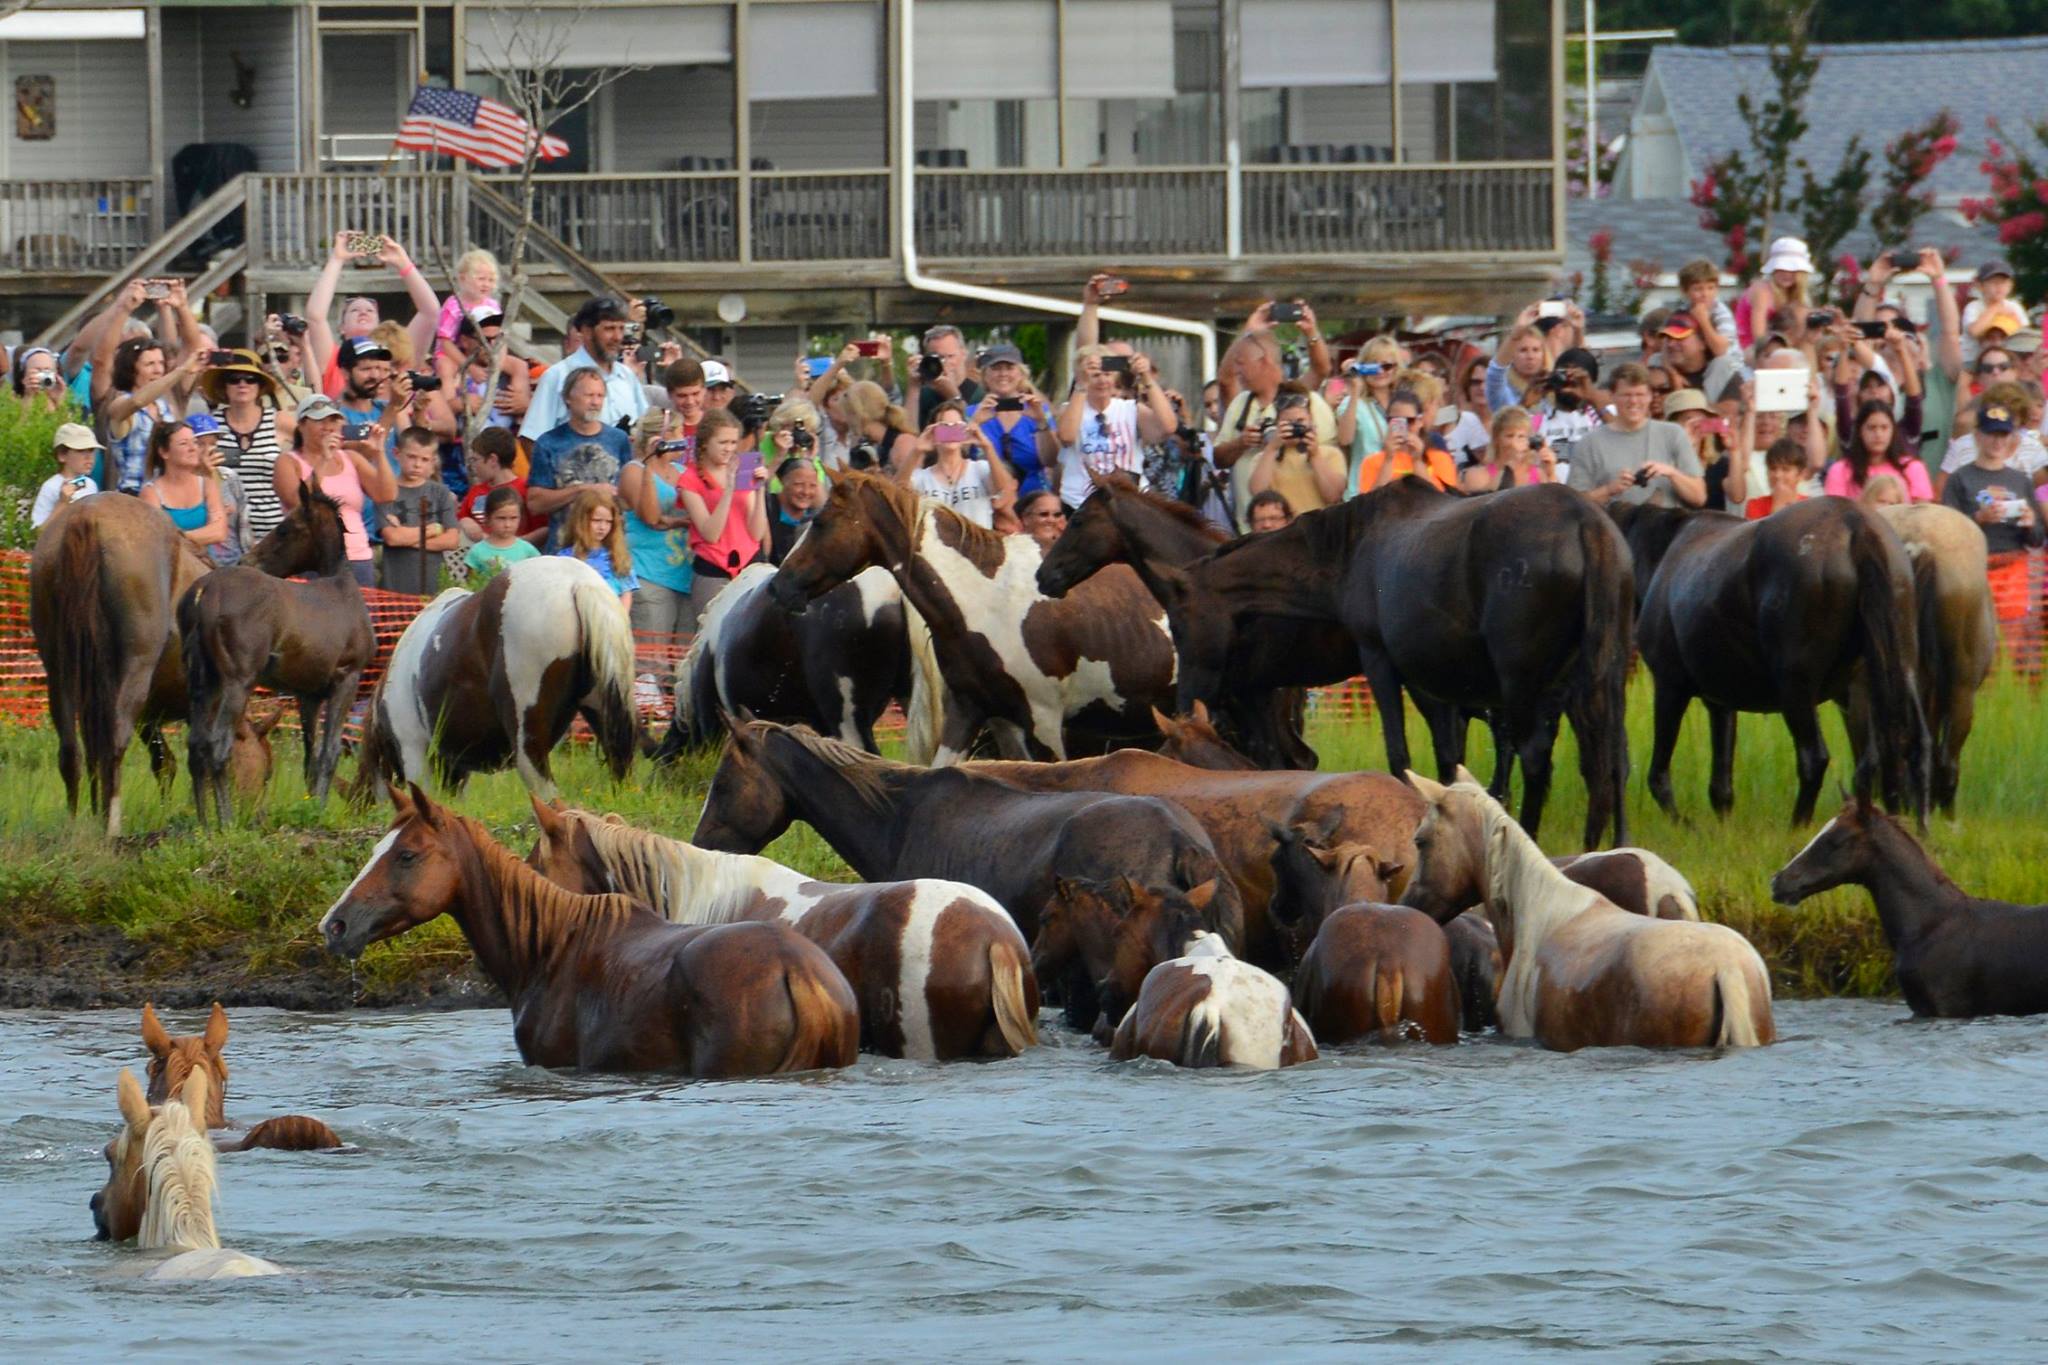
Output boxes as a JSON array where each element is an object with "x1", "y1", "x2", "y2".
[{"x1": 1960, "y1": 118, "x2": 2048, "y2": 305}]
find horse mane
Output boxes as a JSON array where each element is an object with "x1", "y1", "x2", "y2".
[
  {"x1": 455, "y1": 811, "x2": 643, "y2": 943},
  {"x1": 1092, "y1": 472, "x2": 1225, "y2": 543},
  {"x1": 840, "y1": 469, "x2": 1015, "y2": 566},
  {"x1": 1207, "y1": 491, "x2": 1364, "y2": 565},
  {"x1": 1461, "y1": 781, "x2": 1595, "y2": 937},
  {"x1": 136, "y1": 1091, "x2": 220, "y2": 1252},
  {"x1": 562, "y1": 809, "x2": 789, "y2": 925},
  {"x1": 747, "y1": 719, "x2": 912, "y2": 816}
]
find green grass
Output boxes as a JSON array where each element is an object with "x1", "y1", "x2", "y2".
[{"x1": 0, "y1": 668, "x2": 2043, "y2": 1002}]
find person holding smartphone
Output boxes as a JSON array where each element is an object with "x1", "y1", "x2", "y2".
[
  {"x1": 970, "y1": 343, "x2": 1056, "y2": 496},
  {"x1": 1353, "y1": 390, "x2": 1460, "y2": 495},
  {"x1": 676, "y1": 408, "x2": 769, "y2": 620},
  {"x1": 915, "y1": 400, "x2": 1017, "y2": 531},
  {"x1": 1053, "y1": 345, "x2": 1174, "y2": 511}
]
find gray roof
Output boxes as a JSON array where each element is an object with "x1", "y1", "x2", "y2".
[
  {"x1": 1648, "y1": 38, "x2": 2048, "y2": 198},
  {"x1": 1564, "y1": 197, "x2": 2004, "y2": 284}
]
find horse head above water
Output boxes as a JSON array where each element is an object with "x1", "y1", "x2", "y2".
[
  {"x1": 94, "y1": 1067, "x2": 218, "y2": 1248},
  {"x1": 1034, "y1": 875, "x2": 1217, "y2": 1041},
  {"x1": 1265, "y1": 812, "x2": 1405, "y2": 940},
  {"x1": 141, "y1": 1002, "x2": 229, "y2": 1129}
]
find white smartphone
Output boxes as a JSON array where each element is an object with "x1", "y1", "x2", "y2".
[
  {"x1": 1538, "y1": 299, "x2": 1568, "y2": 319},
  {"x1": 1754, "y1": 368, "x2": 1810, "y2": 414}
]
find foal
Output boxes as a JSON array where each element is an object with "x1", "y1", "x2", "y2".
[{"x1": 1772, "y1": 797, "x2": 2048, "y2": 1018}]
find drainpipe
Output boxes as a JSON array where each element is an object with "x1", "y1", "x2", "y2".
[{"x1": 894, "y1": 0, "x2": 1217, "y2": 383}]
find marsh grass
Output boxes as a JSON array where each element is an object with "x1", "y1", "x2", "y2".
[{"x1": 2, "y1": 667, "x2": 2044, "y2": 999}]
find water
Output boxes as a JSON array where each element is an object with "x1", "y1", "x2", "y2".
[{"x1": 6, "y1": 1002, "x2": 2048, "y2": 1361}]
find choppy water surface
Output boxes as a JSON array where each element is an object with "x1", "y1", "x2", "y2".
[{"x1": 6, "y1": 1001, "x2": 2047, "y2": 1360}]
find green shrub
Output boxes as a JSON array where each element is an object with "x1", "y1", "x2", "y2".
[{"x1": 0, "y1": 386, "x2": 84, "y2": 549}]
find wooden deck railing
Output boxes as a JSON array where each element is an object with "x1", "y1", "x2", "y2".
[
  {"x1": 1241, "y1": 162, "x2": 1555, "y2": 256},
  {"x1": 0, "y1": 180, "x2": 157, "y2": 273},
  {"x1": 913, "y1": 167, "x2": 1229, "y2": 259}
]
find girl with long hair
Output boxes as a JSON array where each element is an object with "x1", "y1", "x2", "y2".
[
  {"x1": 1824, "y1": 399, "x2": 1933, "y2": 502},
  {"x1": 139, "y1": 420, "x2": 226, "y2": 547},
  {"x1": 554, "y1": 486, "x2": 638, "y2": 613},
  {"x1": 839, "y1": 380, "x2": 920, "y2": 476}
]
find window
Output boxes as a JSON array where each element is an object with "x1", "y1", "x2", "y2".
[
  {"x1": 1065, "y1": 0, "x2": 1218, "y2": 166},
  {"x1": 747, "y1": 1, "x2": 886, "y2": 169}
]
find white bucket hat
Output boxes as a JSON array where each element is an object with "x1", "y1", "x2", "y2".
[{"x1": 1762, "y1": 236, "x2": 1815, "y2": 276}]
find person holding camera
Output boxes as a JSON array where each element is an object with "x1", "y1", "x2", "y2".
[
  {"x1": 677, "y1": 408, "x2": 770, "y2": 620},
  {"x1": 1247, "y1": 388, "x2": 1347, "y2": 514},
  {"x1": 1215, "y1": 331, "x2": 1336, "y2": 528},
  {"x1": 91, "y1": 279, "x2": 204, "y2": 494},
  {"x1": 1460, "y1": 407, "x2": 1557, "y2": 492},
  {"x1": 199, "y1": 349, "x2": 295, "y2": 545},
  {"x1": 31, "y1": 423, "x2": 103, "y2": 529},
  {"x1": 1054, "y1": 345, "x2": 1175, "y2": 512},
  {"x1": 1940, "y1": 396, "x2": 2043, "y2": 556},
  {"x1": 907, "y1": 324, "x2": 983, "y2": 429},
  {"x1": 520, "y1": 297, "x2": 649, "y2": 441},
  {"x1": 914, "y1": 399, "x2": 1017, "y2": 531},
  {"x1": 970, "y1": 343, "x2": 1055, "y2": 496},
  {"x1": 1567, "y1": 363, "x2": 1706, "y2": 508},
  {"x1": 840, "y1": 381, "x2": 922, "y2": 477},
  {"x1": 12, "y1": 346, "x2": 70, "y2": 416},
  {"x1": 1333, "y1": 336, "x2": 1402, "y2": 487},
  {"x1": 762, "y1": 398, "x2": 827, "y2": 486},
  {"x1": 1354, "y1": 389, "x2": 1460, "y2": 495},
  {"x1": 619, "y1": 410, "x2": 697, "y2": 641},
  {"x1": 305, "y1": 232, "x2": 441, "y2": 400}
]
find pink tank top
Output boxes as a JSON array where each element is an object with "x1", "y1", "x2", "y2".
[
  {"x1": 677, "y1": 462, "x2": 761, "y2": 574},
  {"x1": 289, "y1": 451, "x2": 371, "y2": 563}
]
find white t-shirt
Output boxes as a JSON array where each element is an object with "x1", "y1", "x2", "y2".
[
  {"x1": 1942, "y1": 429, "x2": 2048, "y2": 477},
  {"x1": 1961, "y1": 298, "x2": 2032, "y2": 363},
  {"x1": 1056, "y1": 396, "x2": 1143, "y2": 508},
  {"x1": 32, "y1": 473, "x2": 98, "y2": 527},
  {"x1": 912, "y1": 459, "x2": 998, "y2": 527},
  {"x1": 1441, "y1": 410, "x2": 1490, "y2": 469}
]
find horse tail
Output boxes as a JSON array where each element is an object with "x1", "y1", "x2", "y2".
[
  {"x1": 1374, "y1": 962, "x2": 1404, "y2": 1039},
  {"x1": 1909, "y1": 546, "x2": 1945, "y2": 731},
  {"x1": 987, "y1": 939, "x2": 1040, "y2": 1055},
  {"x1": 1177, "y1": 995, "x2": 1223, "y2": 1068},
  {"x1": 900, "y1": 600, "x2": 945, "y2": 766},
  {"x1": 1574, "y1": 513, "x2": 1634, "y2": 847},
  {"x1": 344, "y1": 683, "x2": 394, "y2": 810},
  {"x1": 1711, "y1": 962, "x2": 1767, "y2": 1049},
  {"x1": 176, "y1": 585, "x2": 231, "y2": 773},
  {"x1": 779, "y1": 962, "x2": 858, "y2": 1072},
  {"x1": 44, "y1": 516, "x2": 118, "y2": 812},
  {"x1": 568, "y1": 572, "x2": 639, "y2": 782},
  {"x1": 226, "y1": 1114, "x2": 344, "y2": 1152},
  {"x1": 1849, "y1": 511, "x2": 1928, "y2": 819}
]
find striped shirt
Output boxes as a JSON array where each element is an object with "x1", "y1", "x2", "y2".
[{"x1": 218, "y1": 407, "x2": 287, "y2": 542}]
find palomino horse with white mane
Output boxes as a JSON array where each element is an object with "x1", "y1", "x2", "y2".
[
  {"x1": 322, "y1": 784, "x2": 858, "y2": 1075},
  {"x1": 767, "y1": 470, "x2": 1175, "y2": 761},
  {"x1": 353, "y1": 555, "x2": 638, "y2": 804},
  {"x1": 1407, "y1": 771, "x2": 1774, "y2": 1051},
  {"x1": 527, "y1": 801, "x2": 1037, "y2": 1060},
  {"x1": 1110, "y1": 931, "x2": 1319, "y2": 1070},
  {"x1": 92, "y1": 1068, "x2": 282, "y2": 1280}
]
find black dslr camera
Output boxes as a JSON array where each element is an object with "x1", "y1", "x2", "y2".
[
  {"x1": 640, "y1": 297, "x2": 676, "y2": 331},
  {"x1": 736, "y1": 390, "x2": 783, "y2": 434}
]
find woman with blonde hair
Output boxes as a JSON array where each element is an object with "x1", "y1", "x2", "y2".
[
  {"x1": 1461, "y1": 406, "x2": 1557, "y2": 491},
  {"x1": 763, "y1": 396, "x2": 827, "y2": 479},
  {"x1": 840, "y1": 380, "x2": 920, "y2": 477},
  {"x1": 1335, "y1": 334, "x2": 1403, "y2": 491},
  {"x1": 554, "y1": 485, "x2": 637, "y2": 613}
]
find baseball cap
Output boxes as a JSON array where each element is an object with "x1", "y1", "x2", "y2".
[
  {"x1": 1659, "y1": 313, "x2": 1700, "y2": 340},
  {"x1": 459, "y1": 304, "x2": 506, "y2": 335},
  {"x1": 296, "y1": 393, "x2": 343, "y2": 422},
  {"x1": 979, "y1": 343, "x2": 1025, "y2": 367},
  {"x1": 1977, "y1": 400, "x2": 2017, "y2": 435},
  {"x1": 702, "y1": 360, "x2": 733, "y2": 387},
  {"x1": 338, "y1": 337, "x2": 392, "y2": 367},
  {"x1": 1976, "y1": 260, "x2": 2015, "y2": 282},
  {"x1": 2006, "y1": 328, "x2": 2043, "y2": 355},
  {"x1": 572, "y1": 297, "x2": 631, "y2": 329},
  {"x1": 185, "y1": 413, "x2": 224, "y2": 439},
  {"x1": 53, "y1": 421, "x2": 103, "y2": 450}
]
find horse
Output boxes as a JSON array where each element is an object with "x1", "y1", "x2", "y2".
[
  {"x1": 1292, "y1": 905, "x2": 1460, "y2": 1045},
  {"x1": 140, "y1": 1002, "x2": 344, "y2": 1151},
  {"x1": 1611, "y1": 497, "x2": 1926, "y2": 826},
  {"x1": 1771, "y1": 796, "x2": 2048, "y2": 1017},
  {"x1": 526, "y1": 801, "x2": 1037, "y2": 1059},
  {"x1": 1159, "y1": 478, "x2": 1634, "y2": 848},
  {"x1": 1876, "y1": 503, "x2": 1996, "y2": 816},
  {"x1": 1265, "y1": 810, "x2": 1406, "y2": 945},
  {"x1": 1150, "y1": 702, "x2": 1260, "y2": 771},
  {"x1": 92, "y1": 1068, "x2": 283, "y2": 1279},
  {"x1": 1409, "y1": 770, "x2": 1774, "y2": 1051},
  {"x1": 1033, "y1": 876, "x2": 1219, "y2": 1041},
  {"x1": 228, "y1": 703, "x2": 286, "y2": 803},
  {"x1": 766, "y1": 471, "x2": 1175, "y2": 761},
  {"x1": 961, "y1": 748, "x2": 1424, "y2": 970},
  {"x1": 657, "y1": 562, "x2": 935, "y2": 758},
  {"x1": 28, "y1": 495, "x2": 321, "y2": 836},
  {"x1": 1037, "y1": 474, "x2": 1326, "y2": 768},
  {"x1": 180, "y1": 480, "x2": 370, "y2": 820},
  {"x1": 321, "y1": 784, "x2": 858, "y2": 1075},
  {"x1": 1109, "y1": 933, "x2": 1319, "y2": 1070},
  {"x1": 352, "y1": 555, "x2": 638, "y2": 804},
  {"x1": 1443, "y1": 911, "x2": 1504, "y2": 1032}
]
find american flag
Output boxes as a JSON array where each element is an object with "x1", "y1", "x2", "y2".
[{"x1": 394, "y1": 85, "x2": 569, "y2": 169}]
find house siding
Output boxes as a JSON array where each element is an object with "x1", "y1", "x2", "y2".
[
  {"x1": 203, "y1": 8, "x2": 299, "y2": 171},
  {"x1": 0, "y1": 40, "x2": 152, "y2": 178}
]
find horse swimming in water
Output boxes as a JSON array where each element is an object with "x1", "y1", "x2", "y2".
[
  {"x1": 1109, "y1": 932, "x2": 1319, "y2": 1070},
  {"x1": 139, "y1": 1002, "x2": 343, "y2": 1151}
]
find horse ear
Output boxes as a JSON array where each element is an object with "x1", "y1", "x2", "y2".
[
  {"x1": 203, "y1": 1002, "x2": 228, "y2": 1054},
  {"x1": 117, "y1": 1068, "x2": 151, "y2": 1133},
  {"x1": 1314, "y1": 808, "x2": 1345, "y2": 844},
  {"x1": 1405, "y1": 769, "x2": 1447, "y2": 803},
  {"x1": 530, "y1": 793, "x2": 566, "y2": 841},
  {"x1": 253, "y1": 704, "x2": 286, "y2": 739},
  {"x1": 389, "y1": 783, "x2": 416, "y2": 820},
  {"x1": 1263, "y1": 816, "x2": 1297, "y2": 846},
  {"x1": 304, "y1": 470, "x2": 324, "y2": 503},
  {"x1": 140, "y1": 1002, "x2": 171, "y2": 1058},
  {"x1": 1376, "y1": 855, "x2": 1407, "y2": 886},
  {"x1": 1052, "y1": 876, "x2": 1080, "y2": 904},
  {"x1": 1150, "y1": 705, "x2": 1176, "y2": 736},
  {"x1": 1183, "y1": 879, "x2": 1219, "y2": 914},
  {"x1": 1115, "y1": 874, "x2": 1144, "y2": 909},
  {"x1": 406, "y1": 782, "x2": 441, "y2": 828},
  {"x1": 1191, "y1": 699, "x2": 1211, "y2": 726},
  {"x1": 1453, "y1": 763, "x2": 1481, "y2": 787}
]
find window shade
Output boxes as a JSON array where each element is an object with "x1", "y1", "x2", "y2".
[
  {"x1": 1239, "y1": 0, "x2": 1391, "y2": 89},
  {"x1": 1399, "y1": 0, "x2": 1498, "y2": 83},
  {"x1": 466, "y1": 6, "x2": 731, "y2": 71},
  {"x1": 914, "y1": 0, "x2": 1057, "y2": 100},
  {"x1": 748, "y1": 2, "x2": 881, "y2": 101},
  {"x1": 1063, "y1": 1, "x2": 1178, "y2": 99}
]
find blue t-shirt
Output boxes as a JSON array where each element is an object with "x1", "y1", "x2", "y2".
[
  {"x1": 555, "y1": 544, "x2": 638, "y2": 597},
  {"x1": 980, "y1": 412, "x2": 1048, "y2": 485},
  {"x1": 529, "y1": 420, "x2": 632, "y2": 549}
]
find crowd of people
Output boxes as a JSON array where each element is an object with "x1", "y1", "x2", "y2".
[{"x1": 17, "y1": 233, "x2": 2048, "y2": 648}]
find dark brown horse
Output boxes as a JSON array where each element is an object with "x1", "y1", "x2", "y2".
[
  {"x1": 139, "y1": 1002, "x2": 343, "y2": 1151},
  {"x1": 1033, "y1": 876, "x2": 1217, "y2": 1041},
  {"x1": 1612, "y1": 497, "x2": 1926, "y2": 825},
  {"x1": 30, "y1": 493, "x2": 336, "y2": 835},
  {"x1": 321, "y1": 784, "x2": 859, "y2": 1075},
  {"x1": 766, "y1": 471, "x2": 1175, "y2": 760},
  {"x1": 180, "y1": 480, "x2": 367, "y2": 820},
  {"x1": 1293, "y1": 905, "x2": 1460, "y2": 1045},
  {"x1": 1037, "y1": 474, "x2": 1324, "y2": 768},
  {"x1": 1772, "y1": 797, "x2": 2048, "y2": 1017},
  {"x1": 1159, "y1": 478, "x2": 1634, "y2": 847},
  {"x1": 353, "y1": 555, "x2": 638, "y2": 803}
]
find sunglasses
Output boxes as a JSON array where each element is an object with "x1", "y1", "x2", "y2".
[
  {"x1": 224, "y1": 374, "x2": 260, "y2": 384},
  {"x1": 1981, "y1": 362, "x2": 2016, "y2": 374}
]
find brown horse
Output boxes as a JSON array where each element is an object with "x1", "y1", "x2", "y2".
[
  {"x1": 1443, "y1": 911, "x2": 1503, "y2": 1032},
  {"x1": 139, "y1": 1002, "x2": 343, "y2": 1151},
  {"x1": 1033, "y1": 876, "x2": 1218, "y2": 1041},
  {"x1": 353, "y1": 555, "x2": 638, "y2": 803},
  {"x1": 1410, "y1": 771, "x2": 1774, "y2": 1051},
  {"x1": 180, "y1": 479, "x2": 369, "y2": 820},
  {"x1": 1874, "y1": 503, "x2": 1996, "y2": 816},
  {"x1": 1293, "y1": 905, "x2": 1460, "y2": 1045},
  {"x1": 1265, "y1": 811, "x2": 1404, "y2": 942},
  {"x1": 766, "y1": 471, "x2": 1176, "y2": 760},
  {"x1": 1772, "y1": 797, "x2": 2048, "y2": 1018},
  {"x1": 228, "y1": 703, "x2": 287, "y2": 802},
  {"x1": 526, "y1": 801, "x2": 1038, "y2": 1060},
  {"x1": 1038, "y1": 473, "x2": 1325, "y2": 768},
  {"x1": 321, "y1": 784, "x2": 859, "y2": 1075},
  {"x1": 963, "y1": 748, "x2": 1424, "y2": 969},
  {"x1": 1109, "y1": 932, "x2": 1319, "y2": 1069},
  {"x1": 1151, "y1": 702, "x2": 1260, "y2": 771}
]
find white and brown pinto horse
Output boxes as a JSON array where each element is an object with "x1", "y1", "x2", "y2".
[
  {"x1": 1409, "y1": 771, "x2": 1773, "y2": 1051},
  {"x1": 767, "y1": 471, "x2": 1175, "y2": 760},
  {"x1": 1111, "y1": 932, "x2": 1318, "y2": 1070},
  {"x1": 527, "y1": 801, "x2": 1037, "y2": 1060},
  {"x1": 354, "y1": 555, "x2": 638, "y2": 803},
  {"x1": 92, "y1": 1068, "x2": 282, "y2": 1280}
]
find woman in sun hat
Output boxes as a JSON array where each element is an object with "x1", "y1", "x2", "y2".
[
  {"x1": 1737, "y1": 236, "x2": 1816, "y2": 349},
  {"x1": 201, "y1": 347, "x2": 296, "y2": 543}
]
